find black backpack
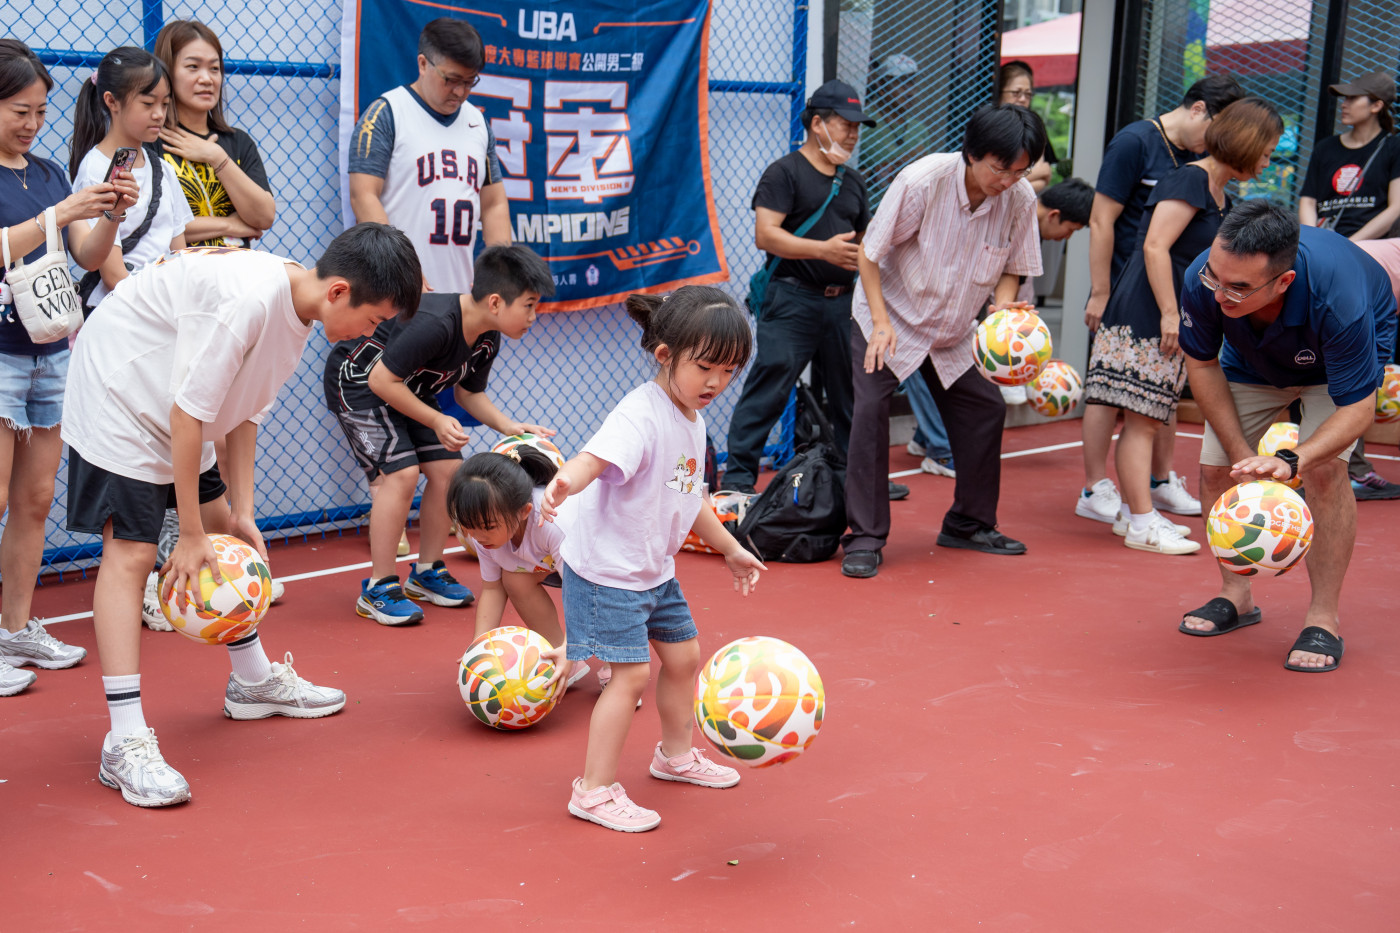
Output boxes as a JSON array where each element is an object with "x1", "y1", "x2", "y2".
[{"x1": 733, "y1": 383, "x2": 846, "y2": 563}]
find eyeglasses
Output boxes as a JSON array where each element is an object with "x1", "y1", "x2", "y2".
[
  {"x1": 1002, "y1": 89, "x2": 1033, "y2": 103},
  {"x1": 1197, "y1": 264, "x2": 1285, "y2": 303},
  {"x1": 987, "y1": 162, "x2": 1034, "y2": 180},
  {"x1": 429, "y1": 60, "x2": 481, "y2": 92}
]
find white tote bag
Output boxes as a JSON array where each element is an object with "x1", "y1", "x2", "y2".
[{"x1": 1, "y1": 206, "x2": 83, "y2": 344}]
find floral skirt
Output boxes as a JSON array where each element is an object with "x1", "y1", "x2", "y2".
[{"x1": 1083, "y1": 324, "x2": 1187, "y2": 423}]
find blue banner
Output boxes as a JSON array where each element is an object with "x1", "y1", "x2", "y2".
[{"x1": 339, "y1": 0, "x2": 728, "y2": 311}]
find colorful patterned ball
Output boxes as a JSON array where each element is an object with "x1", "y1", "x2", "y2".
[
  {"x1": 159, "y1": 534, "x2": 273, "y2": 644},
  {"x1": 1376, "y1": 363, "x2": 1400, "y2": 424},
  {"x1": 694, "y1": 636, "x2": 824, "y2": 768},
  {"x1": 1026, "y1": 359, "x2": 1083, "y2": 417},
  {"x1": 1206, "y1": 481, "x2": 1313, "y2": 577},
  {"x1": 491, "y1": 432, "x2": 566, "y2": 470},
  {"x1": 974, "y1": 308, "x2": 1054, "y2": 387},
  {"x1": 1256, "y1": 421, "x2": 1302, "y2": 489},
  {"x1": 458, "y1": 626, "x2": 562, "y2": 730}
]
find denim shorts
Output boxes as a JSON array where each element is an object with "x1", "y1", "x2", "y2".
[
  {"x1": 0, "y1": 349, "x2": 68, "y2": 432},
  {"x1": 560, "y1": 562, "x2": 699, "y2": 663}
]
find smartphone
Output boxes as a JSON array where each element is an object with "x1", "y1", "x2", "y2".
[{"x1": 104, "y1": 147, "x2": 138, "y2": 184}]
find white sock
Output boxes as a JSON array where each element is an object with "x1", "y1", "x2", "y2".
[
  {"x1": 227, "y1": 631, "x2": 274, "y2": 683},
  {"x1": 415, "y1": 560, "x2": 436, "y2": 574},
  {"x1": 1129, "y1": 511, "x2": 1154, "y2": 533},
  {"x1": 103, "y1": 674, "x2": 147, "y2": 737},
  {"x1": 1119, "y1": 503, "x2": 1131, "y2": 522}
]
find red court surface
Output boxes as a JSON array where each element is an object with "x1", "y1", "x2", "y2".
[{"x1": 4, "y1": 420, "x2": 1398, "y2": 932}]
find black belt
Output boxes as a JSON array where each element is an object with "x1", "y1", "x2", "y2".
[{"x1": 774, "y1": 276, "x2": 854, "y2": 297}]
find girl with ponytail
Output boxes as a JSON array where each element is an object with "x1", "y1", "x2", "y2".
[{"x1": 70, "y1": 47, "x2": 192, "y2": 309}]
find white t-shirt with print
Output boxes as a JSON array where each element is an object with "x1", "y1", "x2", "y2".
[
  {"x1": 560, "y1": 381, "x2": 706, "y2": 591},
  {"x1": 63, "y1": 249, "x2": 313, "y2": 484},
  {"x1": 471, "y1": 488, "x2": 565, "y2": 583},
  {"x1": 74, "y1": 147, "x2": 194, "y2": 307}
]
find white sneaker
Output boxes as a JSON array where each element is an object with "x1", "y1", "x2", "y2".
[
  {"x1": 1000, "y1": 384, "x2": 1028, "y2": 405},
  {"x1": 1113, "y1": 510, "x2": 1192, "y2": 538},
  {"x1": 270, "y1": 580, "x2": 285, "y2": 603},
  {"x1": 141, "y1": 571, "x2": 174, "y2": 632},
  {"x1": 1151, "y1": 471, "x2": 1202, "y2": 516},
  {"x1": 98, "y1": 728, "x2": 191, "y2": 807},
  {"x1": 1124, "y1": 517, "x2": 1201, "y2": 555},
  {"x1": 0, "y1": 658, "x2": 37, "y2": 696},
  {"x1": 1075, "y1": 478, "x2": 1121, "y2": 524},
  {"x1": 905, "y1": 439, "x2": 926, "y2": 457},
  {"x1": 920, "y1": 456, "x2": 956, "y2": 478},
  {"x1": 0, "y1": 618, "x2": 87, "y2": 669},
  {"x1": 223, "y1": 652, "x2": 346, "y2": 720}
]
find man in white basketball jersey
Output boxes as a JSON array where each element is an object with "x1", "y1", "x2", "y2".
[{"x1": 348, "y1": 17, "x2": 511, "y2": 292}]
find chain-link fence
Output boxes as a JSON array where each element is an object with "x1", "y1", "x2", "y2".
[
  {"x1": 836, "y1": 0, "x2": 1001, "y2": 206},
  {"x1": 5, "y1": 0, "x2": 806, "y2": 579},
  {"x1": 1126, "y1": 0, "x2": 1397, "y2": 207}
]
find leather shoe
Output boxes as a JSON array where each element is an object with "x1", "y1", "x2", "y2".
[
  {"x1": 841, "y1": 549, "x2": 882, "y2": 578},
  {"x1": 888, "y1": 481, "x2": 910, "y2": 501},
  {"x1": 936, "y1": 528, "x2": 1027, "y2": 555}
]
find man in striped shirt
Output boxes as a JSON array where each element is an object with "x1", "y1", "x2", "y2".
[{"x1": 841, "y1": 105, "x2": 1046, "y2": 578}]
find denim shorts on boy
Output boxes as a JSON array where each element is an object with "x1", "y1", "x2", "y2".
[
  {"x1": 0, "y1": 349, "x2": 68, "y2": 431},
  {"x1": 332, "y1": 404, "x2": 462, "y2": 482},
  {"x1": 560, "y1": 562, "x2": 699, "y2": 664},
  {"x1": 67, "y1": 448, "x2": 228, "y2": 543}
]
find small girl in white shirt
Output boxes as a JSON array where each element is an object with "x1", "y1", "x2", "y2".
[
  {"x1": 541, "y1": 285, "x2": 765, "y2": 833},
  {"x1": 448, "y1": 445, "x2": 570, "y2": 645}
]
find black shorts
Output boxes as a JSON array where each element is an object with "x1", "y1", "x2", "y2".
[
  {"x1": 66, "y1": 449, "x2": 228, "y2": 544},
  {"x1": 332, "y1": 404, "x2": 462, "y2": 482}
]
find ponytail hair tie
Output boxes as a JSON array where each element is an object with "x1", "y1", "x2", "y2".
[
  {"x1": 89, "y1": 70, "x2": 99, "y2": 85},
  {"x1": 504, "y1": 448, "x2": 521, "y2": 463}
]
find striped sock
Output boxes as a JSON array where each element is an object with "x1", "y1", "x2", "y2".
[
  {"x1": 227, "y1": 631, "x2": 273, "y2": 683},
  {"x1": 103, "y1": 674, "x2": 147, "y2": 736}
]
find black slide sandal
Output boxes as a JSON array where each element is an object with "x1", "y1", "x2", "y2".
[
  {"x1": 1179, "y1": 597, "x2": 1263, "y2": 636},
  {"x1": 1284, "y1": 626, "x2": 1344, "y2": 672}
]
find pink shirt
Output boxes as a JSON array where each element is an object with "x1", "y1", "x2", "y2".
[
  {"x1": 854, "y1": 153, "x2": 1042, "y2": 385},
  {"x1": 1356, "y1": 238, "x2": 1400, "y2": 306}
]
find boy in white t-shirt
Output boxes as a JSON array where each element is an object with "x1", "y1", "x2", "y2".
[{"x1": 61, "y1": 223, "x2": 422, "y2": 808}]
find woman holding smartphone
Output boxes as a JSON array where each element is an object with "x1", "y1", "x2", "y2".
[
  {"x1": 70, "y1": 47, "x2": 192, "y2": 309},
  {"x1": 0, "y1": 39, "x2": 137, "y2": 695},
  {"x1": 154, "y1": 20, "x2": 275, "y2": 247}
]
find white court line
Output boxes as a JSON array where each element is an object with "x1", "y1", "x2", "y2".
[
  {"x1": 41, "y1": 426, "x2": 1397, "y2": 624},
  {"x1": 42, "y1": 546, "x2": 467, "y2": 626}
]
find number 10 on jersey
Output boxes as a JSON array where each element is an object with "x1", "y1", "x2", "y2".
[{"x1": 429, "y1": 199, "x2": 475, "y2": 246}]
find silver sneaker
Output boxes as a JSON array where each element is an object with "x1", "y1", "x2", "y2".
[
  {"x1": 0, "y1": 618, "x2": 87, "y2": 669},
  {"x1": 141, "y1": 571, "x2": 174, "y2": 632},
  {"x1": 98, "y1": 728, "x2": 191, "y2": 807},
  {"x1": 0, "y1": 658, "x2": 37, "y2": 696},
  {"x1": 223, "y1": 652, "x2": 346, "y2": 720}
]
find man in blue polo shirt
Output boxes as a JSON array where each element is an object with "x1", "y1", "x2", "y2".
[{"x1": 1176, "y1": 199, "x2": 1396, "y2": 673}]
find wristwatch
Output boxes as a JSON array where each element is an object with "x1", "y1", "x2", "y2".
[{"x1": 1274, "y1": 448, "x2": 1299, "y2": 480}]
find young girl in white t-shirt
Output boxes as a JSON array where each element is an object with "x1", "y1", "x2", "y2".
[
  {"x1": 69, "y1": 47, "x2": 192, "y2": 309},
  {"x1": 540, "y1": 286, "x2": 765, "y2": 833},
  {"x1": 448, "y1": 445, "x2": 571, "y2": 642}
]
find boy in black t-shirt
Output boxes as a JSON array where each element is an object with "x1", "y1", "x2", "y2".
[{"x1": 324, "y1": 245, "x2": 556, "y2": 625}]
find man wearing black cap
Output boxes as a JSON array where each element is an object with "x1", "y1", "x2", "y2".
[{"x1": 724, "y1": 81, "x2": 908, "y2": 500}]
